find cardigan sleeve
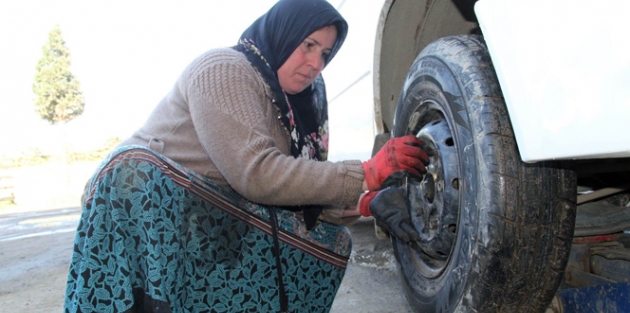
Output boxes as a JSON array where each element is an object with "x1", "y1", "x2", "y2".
[{"x1": 185, "y1": 51, "x2": 364, "y2": 206}]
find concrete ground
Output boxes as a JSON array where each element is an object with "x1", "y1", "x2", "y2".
[{"x1": 331, "y1": 217, "x2": 414, "y2": 313}]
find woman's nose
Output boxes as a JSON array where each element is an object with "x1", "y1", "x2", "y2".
[{"x1": 307, "y1": 53, "x2": 325, "y2": 71}]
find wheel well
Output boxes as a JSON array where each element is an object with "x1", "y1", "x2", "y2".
[
  {"x1": 576, "y1": 157, "x2": 630, "y2": 201},
  {"x1": 373, "y1": 0, "x2": 479, "y2": 134}
]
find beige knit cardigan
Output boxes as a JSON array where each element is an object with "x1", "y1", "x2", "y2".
[{"x1": 120, "y1": 48, "x2": 365, "y2": 210}]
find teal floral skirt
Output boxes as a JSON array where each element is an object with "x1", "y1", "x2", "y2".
[{"x1": 64, "y1": 146, "x2": 352, "y2": 312}]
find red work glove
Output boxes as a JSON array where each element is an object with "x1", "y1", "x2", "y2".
[
  {"x1": 362, "y1": 135, "x2": 429, "y2": 191},
  {"x1": 358, "y1": 191, "x2": 379, "y2": 217}
]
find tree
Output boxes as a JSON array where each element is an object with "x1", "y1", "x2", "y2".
[{"x1": 32, "y1": 24, "x2": 84, "y2": 125}]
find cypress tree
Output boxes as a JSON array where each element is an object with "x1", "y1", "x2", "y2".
[{"x1": 33, "y1": 25, "x2": 84, "y2": 125}]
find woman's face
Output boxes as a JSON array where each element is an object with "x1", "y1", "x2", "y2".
[{"x1": 277, "y1": 26, "x2": 338, "y2": 95}]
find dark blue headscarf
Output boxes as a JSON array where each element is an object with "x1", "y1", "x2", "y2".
[
  {"x1": 234, "y1": 0, "x2": 348, "y2": 229},
  {"x1": 239, "y1": 0, "x2": 348, "y2": 73}
]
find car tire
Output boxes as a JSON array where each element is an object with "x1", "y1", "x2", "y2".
[{"x1": 390, "y1": 35, "x2": 577, "y2": 312}]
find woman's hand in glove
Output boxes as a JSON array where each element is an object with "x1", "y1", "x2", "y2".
[
  {"x1": 362, "y1": 135, "x2": 429, "y2": 191},
  {"x1": 370, "y1": 187, "x2": 419, "y2": 242},
  {"x1": 358, "y1": 190, "x2": 379, "y2": 217}
]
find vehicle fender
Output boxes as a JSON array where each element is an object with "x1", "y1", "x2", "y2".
[{"x1": 475, "y1": 0, "x2": 630, "y2": 162}]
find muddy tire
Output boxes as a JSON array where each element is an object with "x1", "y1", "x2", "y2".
[{"x1": 390, "y1": 35, "x2": 577, "y2": 312}]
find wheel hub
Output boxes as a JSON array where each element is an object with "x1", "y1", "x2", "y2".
[{"x1": 405, "y1": 116, "x2": 460, "y2": 277}]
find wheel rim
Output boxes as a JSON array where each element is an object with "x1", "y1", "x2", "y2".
[{"x1": 404, "y1": 103, "x2": 460, "y2": 279}]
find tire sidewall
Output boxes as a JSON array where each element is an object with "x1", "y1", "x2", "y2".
[{"x1": 392, "y1": 52, "x2": 480, "y2": 312}]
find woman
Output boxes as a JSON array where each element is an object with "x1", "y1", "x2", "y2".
[{"x1": 65, "y1": 0, "x2": 428, "y2": 312}]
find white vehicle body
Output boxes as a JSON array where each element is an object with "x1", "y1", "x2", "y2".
[
  {"x1": 373, "y1": 0, "x2": 630, "y2": 163},
  {"x1": 474, "y1": 0, "x2": 630, "y2": 162}
]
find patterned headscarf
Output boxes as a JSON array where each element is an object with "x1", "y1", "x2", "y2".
[{"x1": 234, "y1": 0, "x2": 348, "y2": 228}]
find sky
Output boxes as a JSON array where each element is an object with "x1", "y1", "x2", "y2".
[{"x1": 0, "y1": 0, "x2": 384, "y2": 161}]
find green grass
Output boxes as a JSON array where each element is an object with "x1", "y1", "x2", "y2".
[{"x1": 0, "y1": 200, "x2": 17, "y2": 211}]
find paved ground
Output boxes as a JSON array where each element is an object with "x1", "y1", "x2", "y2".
[
  {"x1": 0, "y1": 208, "x2": 414, "y2": 312},
  {"x1": 331, "y1": 217, "x2": 414, "y2": 313}
]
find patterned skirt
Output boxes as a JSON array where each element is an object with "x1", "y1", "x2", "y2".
[{"x1": 64, "y1": 146, "x2": 352, "y2": 313}]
